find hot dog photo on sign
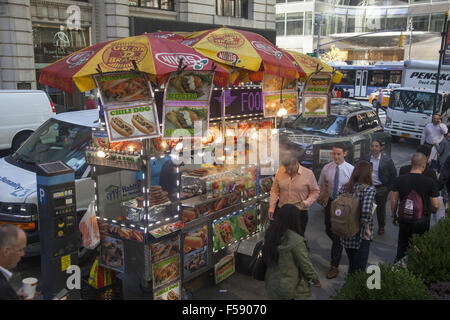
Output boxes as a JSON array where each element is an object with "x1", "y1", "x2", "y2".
[{"x1": 105, "y1": 104, "x2": 160, "y2": 142}]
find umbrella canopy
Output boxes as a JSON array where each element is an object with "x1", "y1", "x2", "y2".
[
  {"x1": 181, "y1": 27, "x2": 302, "y2": 80},
  {"x1": 285, "y1": 50, "x2": 343, "y2": 84},
  {"x1": 39, "y1": 34, "x2": 229, "y2": 93},
  {"x1": 145, "y1": 31, "x2": 193, "y2": 42}
]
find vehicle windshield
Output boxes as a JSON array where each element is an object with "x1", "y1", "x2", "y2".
[
  {"x1": 12, "y1": 118, "x2": 91, "y2": 176},
  {"x1": 389, "y1": 90, "x2": 442, "y2": 115},
  {"x1": 291, "y1": 115, "x2": 346, "y2": 136}
]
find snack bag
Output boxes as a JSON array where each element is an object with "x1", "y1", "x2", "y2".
[{"x1": 79, "y1": 201, "x2": 100, "y2": 249}]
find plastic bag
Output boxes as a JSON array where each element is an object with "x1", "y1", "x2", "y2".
[{"x1": 79, "y1": 200, "x2": 100, "y2": 249}]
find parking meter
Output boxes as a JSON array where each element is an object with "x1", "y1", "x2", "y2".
[{"x1": 37, "y1": 161, "x2": 80, "y2": 300}]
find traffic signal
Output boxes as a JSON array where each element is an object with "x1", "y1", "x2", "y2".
[{"x1": 399, "y1": 33, "x2": 405, "y2": 47}]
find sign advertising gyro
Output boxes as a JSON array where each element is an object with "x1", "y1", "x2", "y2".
[
  {"x1": 302, "y1": 72, "x2": 333, "y2": 118},
  {"x1": 262, "y1": 73, "x2": 298, "y2": 118},
  {"x1": 163, "y1": 70, "x2": 214, "y2": 138}
]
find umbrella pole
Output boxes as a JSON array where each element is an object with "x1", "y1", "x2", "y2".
[{"x1": 221, "y1": 87, "x2": 226, "y2": 138}]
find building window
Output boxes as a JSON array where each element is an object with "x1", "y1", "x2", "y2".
[
  {"x1": 430, "y1": 13, "x2": 446, "y2": 32},
  {"x1": 129, "y1": 1, "x2": 174, "y2": 10},
  {"x1": 216, "y1": 0, "x2": 249, "y2": 19},
  {"x1": 409, "y1": 15, "x2": 429, "y2": 32},
  {"x1": 304, "y1": 12, "x2": 313, "y2": 35},
  {"x1": 286, "y1": 12, "x2": 303, "y2": 36},
  {"x1": 276, "y1": 13, "x2": 285, "y2": 37}
]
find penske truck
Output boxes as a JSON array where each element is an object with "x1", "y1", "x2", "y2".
[{"x1": 384, "y1": 60, "x2": 450, "y2": 142}]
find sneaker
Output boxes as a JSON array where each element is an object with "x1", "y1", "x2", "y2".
[
  {"x1": 326, "y1": 266, "x2": 339, "y2": 279},
  {"x1": 378, "y1": 228, "x2": 385, "y2": 235}
]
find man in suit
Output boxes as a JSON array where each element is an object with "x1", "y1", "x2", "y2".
[
  {"x1": 362, "y1": 139, "x2": 397, "y2": 235},
  {"x1": 0, "y1": 224, "x2": 26, "y2": 300}
]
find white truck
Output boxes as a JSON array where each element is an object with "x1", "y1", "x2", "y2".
[{"x1": 384, "y1": 60, "x2": 450, "y2": 142}]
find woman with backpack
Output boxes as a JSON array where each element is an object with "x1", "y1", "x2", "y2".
[
  {"x1": 263, "y1": 204, "x2": 321, "y2": 300},
  {"x1": 336, "y1": 160, "x2": 376, "y2": 276}
]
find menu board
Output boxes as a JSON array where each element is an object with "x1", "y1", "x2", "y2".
[
  {"x1": 165, "y1": 71, "x2": 214, "y2": 102},
  {"x1": 92, "y1": 130, "x2": 110, "y2": 149},
  {"x1": 214, "y1": 254, "x2": 235, "y2": 284},
  {"x1": 262, "y1": 73, "x2": 298, "y2": 118},
  {"x1": 154, "y1": 281, "x2": 181, "y2": 300},
  {"x1": 162, "y1": 105, "x2": 209, "y2": 138},
  {"x1": 104, "y1": 103, "x2": 160, "y2": 142},
  {"x1": 302, "y1": 72, "x2": 333, "y2": 118},
  {"x1": 183, "y1": 225, "x2": 208, "y2": 278},
  {"x1": 95, "y1": 72, "x2": 153, "y2": 106},
  {"x1": 212, "y1": 206, "x2": 258, "y2": 252}
]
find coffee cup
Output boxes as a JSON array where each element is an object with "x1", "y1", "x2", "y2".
[{"x1": 22, "y1": 277, "x2": 38, "y2": 300}]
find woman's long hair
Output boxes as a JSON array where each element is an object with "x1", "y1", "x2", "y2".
[
  {"x1": 263, "y1": 204, "x2": 304, "y2": 267},
  {"x1": 343, "y1": 160, "x2": 373, "y2": 193}
]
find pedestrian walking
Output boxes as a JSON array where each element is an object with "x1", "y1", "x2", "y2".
[
  {"x1": 436, "y1": 127, "x2": 450, "y2": 173},
  {"x1": 263, "y1": 204, "x2": 321, "y2": 300},
  {"x1": 362, "y1": 139, "x2": 397, "y2": 235},
  {"x1": 335, "y1": 88, "x2": 342, "y2": 98},
  {"x1": 391, "y1": 153, "x2": 440, "y2": 262},
  {"x1": 344, "y1": 88, "x2": 350, "y2": 98},
  {"x1": 269, "y1": 150, "x2": 320, "y2": 237},
  {"x1": 336, "y1": 160, "x2": 376, "y2": 276},
  {"x1": 85, "y1": 94, "x2": 97, "y2": 110},
  {"x1": 318, "y1": 143, "x2": 354, "y2": 279},
  {"x1": 420, "y1": 114, "x2": 447, "y2": 149},
  {"x1": 0, "y1": 224, "x2": 26, "y2": 300}
]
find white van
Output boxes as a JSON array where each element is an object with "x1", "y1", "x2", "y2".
[{"x1": 0, "y1": 90, "x2": 55, "y2": 151}]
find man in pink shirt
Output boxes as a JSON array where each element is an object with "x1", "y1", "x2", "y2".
[{"x1": 269, "y1": 150, "x2": 320, "y2": 236}]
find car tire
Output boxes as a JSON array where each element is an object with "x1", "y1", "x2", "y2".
[{"x1": 12, "y1": 132, "x2": 32, "y2": 152}]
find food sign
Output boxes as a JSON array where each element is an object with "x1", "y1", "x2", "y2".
[
  {"x1": 302, "y1": 72, "x2": 333, "y2": 118},
  {"x1": 212, "y1": 206, "x2": 258, "y2": 252},
  {"x1": 152, "y1": 255, "x2": 180, "y2": 289},
  {"x1": 183, "y1": 225, "x2": 208, "y2": 279},
  {"x1": 163, "y1": 71, "x2": 214, "y2": 138},
  {"x1": 104, "y1": 104, "x2": 160, "y2": 142},
  {"x1": 262, "y1": 73, "x2": 298, "y2": 118},
  {"x1": 214, "y1": 254, "x2": 235, "y2": 284},
  {"x1": 154, "y1": 281, "x2": 181, "y2": 300},
  {"x1": 100, "y1": 235, "x2": 125, "y2": 273}
]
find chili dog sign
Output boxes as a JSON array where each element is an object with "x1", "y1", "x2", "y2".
[{"x1": 104, "y1": 104, "x2": 160, "y2": 142}]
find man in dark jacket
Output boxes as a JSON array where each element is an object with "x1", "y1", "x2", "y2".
[
  {"x1": 0, "y1": 224, "x2": 26, "y2": 300},
  {"x1": 362, "y1": 139, "x2": 397, "y2": 235}
]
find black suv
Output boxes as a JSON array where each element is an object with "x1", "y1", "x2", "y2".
[{"x1": 280, "y1": 104, "x2": 391, "y2": 178}]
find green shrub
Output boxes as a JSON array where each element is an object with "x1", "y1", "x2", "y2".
[
  {"x1": 332, "y1": 263, "x2": 434, "y2": 300},
  {"x1": 405, "y1": 217, "x2": 450, "y2": 285}
]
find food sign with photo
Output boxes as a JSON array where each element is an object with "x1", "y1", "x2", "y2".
[
  {"x1": 212, "y1": 206, "x2": 258, "y2": 252},
  {"x1": 262, "y1": 73, "x2": 298, "y2": 118},
  {"x1": 163, "y1": 105, "x2": 208, "y2": 138},
  {"x1": 95, "y1": 72, "x2": 153, "y2": 105},
  {"x1": 152, "y1": 255, "x2": 180, "y2": 289},
  {"x1": 214, "y1": 254, "x2": 235, "y2": 284},
  {"x1": 104, "y1": 104, "x2": 160, "y2": 142},
  {"x1": 163, "y1": 71, "x2": 214, "y2": 138},
  {"x1": 150, "y1": 235, "x2": 180, "y2": 264},
  {"x1": 154, "y1": 281, "x2": 181, "y2": 300},
  {"x1": 183, "y1": 225, "x2": 208, "y2": 278},
  {"x1": 100, "y1": 235, "x2": 125, "y2": 273},
  {"x1": 302, "y1": 72, "x2": 333, "y2": 118},
  {"x1": 165, "y1": 71, "x2": 214, "y2": 102},
  {"x1": 302, "y1": 95, "x2": 330, "y2": 117}
]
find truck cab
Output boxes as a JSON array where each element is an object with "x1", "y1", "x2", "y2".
[{"x1": 384, "y1": 87, "x2": 450, "y2": 142}]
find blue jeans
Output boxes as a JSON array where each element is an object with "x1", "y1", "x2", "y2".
[{"x1": 345, "y1": 240, "x2": 371, "y2": 275}]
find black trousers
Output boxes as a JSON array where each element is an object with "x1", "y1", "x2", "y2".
[
  {"x1": 374, "y1": 185, "x2": 390, "y2": 229},
  {"x1": 345, "y1": 240, "x2": 371, "y2": 275},
  {"x1": 325, "y1": 199, "x2": 343, "y2": 268},
  {"x1": 273, "y1": 206, "x2": 308, "y2": 237},
  {"x1": 395, "y1": 219, "x2": 430, "y2": 262}
]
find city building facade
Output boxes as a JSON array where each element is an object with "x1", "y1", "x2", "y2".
[
  {"x1": 276, "y1": 0, "x2": 449, "y2": 64},
  {"x1": 0, "y1": 0, "x2": 276, "y2": 110}
]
